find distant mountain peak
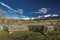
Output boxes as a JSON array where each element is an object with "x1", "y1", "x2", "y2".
[
  {"x1": 44, "y1": 14, "x2": 51, "y2": 17},
  {"x1": 52, "y1": 14, "x2": 59, "y2": 17},
  {"x1": 44, "y1": 14, "x2": 59, "y2": 17}
]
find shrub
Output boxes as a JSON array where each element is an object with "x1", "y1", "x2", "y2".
[
  {"x1": 0, "y1": 30, "x2": 60, "y2": 40},
  {"x1": 0, "y1": 30, "x2": 10, "y2": 40},
  {"x1": 10, "y1": 31, "x2": 44, "y2": 40},
  {"x1": 0, "y1": 30, "x2": 44, "y2": 40}
]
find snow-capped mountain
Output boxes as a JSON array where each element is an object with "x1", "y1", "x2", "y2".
[
  {"x1": 44, "y1": 14, "x2": 59, "y2": 17},
  {"x1": 34, "y1": 14, "x2": 60, "y2": 20}
]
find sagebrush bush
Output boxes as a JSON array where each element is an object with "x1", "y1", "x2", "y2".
[
  {"x1": 0, "y1": 30, "x2": 44, "y2": 40},
  {"x1": 0, "y1": 30, "x2": 60, "y2": 40}
]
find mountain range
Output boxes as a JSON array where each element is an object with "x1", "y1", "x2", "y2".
[{"x1": 34, "y1": 14, "x2": 60, "y2": 21}]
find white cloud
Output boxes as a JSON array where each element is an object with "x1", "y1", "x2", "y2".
[
  {"x1": 19, "y1": 15, "x2": 36, "y2": 20},
  {"x1": 31, "y1": 8, "x2": 47, "y2": 14},
  {"x1": 12, "y1": 15, "x2": 30, "y2": 20},
  {"x1": 0, "y1": 2, "x2": 24, "y2": 14},
  {"x1": 17, "y1": 9, "x2": 24, "y2": 14},
  {"x1": 20, "y1": 18, "x2": 30, "y2": 20},
  {"x1": 0, "y1": 2, "x2": 16, "y2": 12},
  {"x1": 5, "y1": 17, "x2": 20, "y2": 19},
  {"x1": 39, "y1": 8, "x2": 47, "y2": 14},
  {"x1": 44, "y1": 14, "x2": 51, "y2": 17},
  {"x1": 12, "y1": 17, "x2": 20, "y2": 19},
  {"x1": 30, "y1": 17, "x2": 36, "y2": 19}
]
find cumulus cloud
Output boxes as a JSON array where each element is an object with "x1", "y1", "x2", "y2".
[
  {"x1": 0, "y1": 2, "x2": 24, "y2": 14},
  {"x1": 31, "y1": 8, "x2": 48, "y2": 14},
  {"x1": 39, "y1": 8, "x2": 47, "y2": 14}
]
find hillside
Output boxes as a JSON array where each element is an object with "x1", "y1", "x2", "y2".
[{"x1": 0, "y1": 15, "x2": 60, "y2": 26}]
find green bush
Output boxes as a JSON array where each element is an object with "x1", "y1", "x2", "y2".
[
  {"x1": 0, "y1": 30, "x2": 44, "y2": 40},
  {"x1": 11, "y1": 31, "x2": 44, "y2": 40},
  {"x1": 0, "y1": 30, "x2": 10, "y2": 40},
  {"x1": 0, "y1": 30, "x2": 60, "y2": 40},
  {"x1": 44, "y1": 31, "x2": 60, "y2": 40}
]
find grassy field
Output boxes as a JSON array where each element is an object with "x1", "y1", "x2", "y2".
[
  {"x1": 0, "y1": 18, "x2": 60, "y2": 26},
  {"x1": 20, "y1": 20, "x2": 60, "y2": 26}
]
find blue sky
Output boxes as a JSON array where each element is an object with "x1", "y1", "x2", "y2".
[{"x1": 0, "y1": 0, "x2": 60, "y2": 19}]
